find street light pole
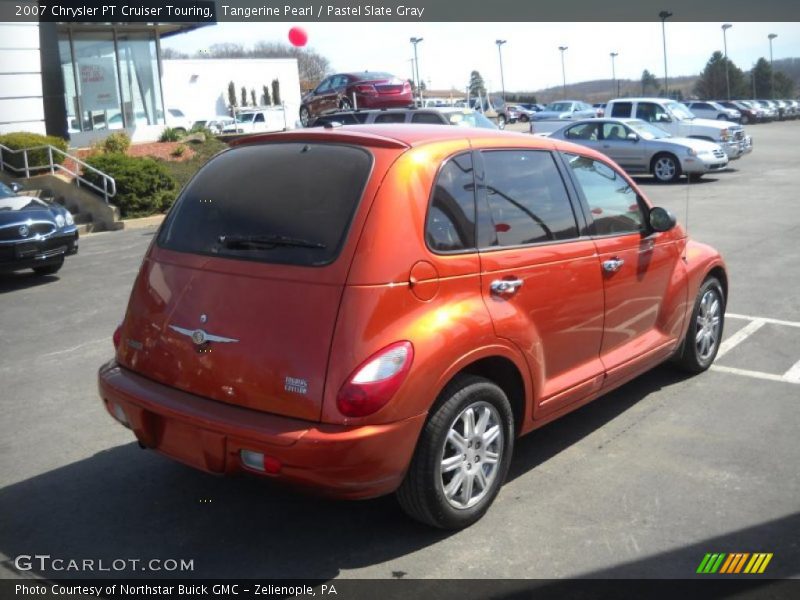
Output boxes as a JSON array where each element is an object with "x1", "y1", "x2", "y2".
[
  {"x1": 496, "y1": 39, "x2": 507, "y2": 102},
  {"x1": 768, "y1": 33, "x2": 777, "y2": 99},
  {"x1": 722, "y1": 24, "x2": 732, "y2": 100},
  {"x1": 659, "y1": 10, "x2": 673, "y2": 97},
  {"x1": 610, "y1": 51, "x2": 618, "y2": 98},
  {"x1": 558, "y1": 46, "x2": 568, "y2": 99},
  {"x1": 410, "y1": 37, "x2": 423, "y2": 106}
]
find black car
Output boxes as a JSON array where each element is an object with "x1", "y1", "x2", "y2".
[{"x1": 0, "y1": 181, "x2": 78, "y2": 275}]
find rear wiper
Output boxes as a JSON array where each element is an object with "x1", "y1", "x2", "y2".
[{"x1": 217, "y1": 234, "x2": 326, "y2": 250}]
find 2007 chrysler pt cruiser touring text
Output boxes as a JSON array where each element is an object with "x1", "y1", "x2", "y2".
[{"x1": 99, "y1": 125, "x2": 727, "y2": 529}]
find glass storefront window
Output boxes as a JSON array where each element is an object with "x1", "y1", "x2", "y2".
[
  {"x1": 57, "y1": 28, "x2": 165, "y2": 133},
  {"x1": 116, "y1": 32, "x2": 164, "y2": 129}
]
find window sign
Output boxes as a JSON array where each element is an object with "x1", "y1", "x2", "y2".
[{"x1": 78, "y1": 57, "x2": 119, "y2": 112}]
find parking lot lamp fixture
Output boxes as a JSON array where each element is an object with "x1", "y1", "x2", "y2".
[
  {"x1": 410, "y1": 37, "x2": 423, "y2": 105},
  {"x1": 496, "y1": 40, "x2": 507, "y2": 102},
  {"x1": 768, "y1": 33, "x2": 777, "y2": 99},
  {"x1": 722, "y1": 24, "x2": 732, "y2": 100},
  {"x1": 558, "y1": 46, "x2": 568, "y2": 99},
  {"x1": 610, "y1": 52, "x2": 618, "y2": 98},
  {"x1": 659, "y1": 10, "x2": 673, "y2": 97}
]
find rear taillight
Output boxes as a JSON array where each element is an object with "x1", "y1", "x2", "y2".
[
  {"x1": 112, "y1": 324, "x2": 122, "y2": 350},
  {"x1": 337, "y1": 341, "x2": 414, "y2": 417},
  {"x1": 354, "y1": 84, "x2": 377, "y2": 95}
]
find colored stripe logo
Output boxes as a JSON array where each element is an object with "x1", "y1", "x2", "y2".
[{"x1": 696, "y1": 553, "x2": 773, "y2": 574}]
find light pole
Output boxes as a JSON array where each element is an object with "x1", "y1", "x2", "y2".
[
  {"x1": 768, "y1": 33, "x2": 777, "y2": 99},
  {"x1": 410, "y1": 37, "x2": 423, "y2": 105},
  {"x1": 610, "y1": 51, "x2": 618, "y2": 98},
  {"x1": 659, "y1": 10, "x2": 672, "y2": 97},
  {"x1": 722, "y1": 24, "x2": 732, "y2": 100},
  {"x1": 558, "y1": 46, "x2": 568, "y2": 99},
  {"x1": 496, "y1": 39, "x2": 507, "y2": 102}
]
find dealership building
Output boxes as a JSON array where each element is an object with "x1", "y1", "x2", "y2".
[{"x1": 0, "y1": 19, "x2": 301, "y2": 148}]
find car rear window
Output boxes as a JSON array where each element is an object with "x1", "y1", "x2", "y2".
[{"x1": 158, "y1": 143, "x2": 373, "y2": 267}]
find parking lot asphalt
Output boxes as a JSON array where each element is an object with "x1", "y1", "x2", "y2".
[{"x1": 1, "y1": 122, "x2": 798, "y2": 581}]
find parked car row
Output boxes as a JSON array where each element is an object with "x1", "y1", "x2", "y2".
[
  {"x1": 308, "y1": 107, "x2": 497, "y2": 130},
  {"x1": 686, "y1": 99, "x2": 799, "y2": 123}
]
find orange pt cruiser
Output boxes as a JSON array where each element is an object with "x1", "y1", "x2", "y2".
[{"x1": 99, "y1": 125, "x2": 727, "y2": 529}]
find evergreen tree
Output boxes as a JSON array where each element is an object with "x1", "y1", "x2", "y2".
[
  {"x1": 272, "y1": 79, "x2": 281, "y2": 105},
  {"x1": 469, "y1": 71, "x2": 487, "y2": 98},
  {"x1": 227, "y1": 81, "x2": 237, "y2": 108}
]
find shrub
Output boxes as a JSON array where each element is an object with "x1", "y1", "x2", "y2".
[
  {"x1": 102, "y1": 132, "x2": 131, "y2": 154},
  {"x1": 0, "y1": 131, "x2": 69, "y2": 172},
  {"x1": 82, "y1": 153, "x2": 177, "y2": 218},
  {"x1": 159, "y1": 127, "x2": 182, "y2": 142},
  {"x1": 171, "y1": 145, "x2": 186, "y2": 157}
]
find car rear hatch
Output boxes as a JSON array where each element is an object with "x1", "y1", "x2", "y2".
[{"x1": 116, "y1": 140, "x2": 387, "y2": 421}]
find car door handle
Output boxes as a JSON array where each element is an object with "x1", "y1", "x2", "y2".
[
  {"x1": 490, "y1": 278, "x2": 524, "y2": 296},
  {"x1": 602, "y1": 258, "x2": 625, "y2": 273}
]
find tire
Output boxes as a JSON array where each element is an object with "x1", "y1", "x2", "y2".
[
  {"x1": 299, "y1": 106, "x2": 310, "y2": 127},
  {"x1": 741, "y1": 114, "x2": 750, "y2": 125},
  {"x1": 519, "y1": 114, "x2": 529, "y2": 123},
  {"x1": 673, "y1": 277, "x2": 725, "y2": 373},
  {"x1": 340, "y1": 98, "x2": 353, "y2": 110},
  {"x1": 33, "y1": 258, "x2": 64, "y2": 276},
  {"x1": 652, "y1": 153, "x2": 681, "y2": 183},
  {"x1": 397, "y1": 375, "x2": 514, "y2": 529},
  {"x1": 496, "y1": 115, "x2": 506, "y2": 130}
]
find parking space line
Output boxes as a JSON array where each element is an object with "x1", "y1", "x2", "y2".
[
  {"x1": 782, "y1": 359, "x2": 800, "y2": 384},
  {"x1": 727, "y1": 313, "x2": 800, "y2": 329},
  {"x1": 716, "y1": 319, "x2": 765, "y2": 359},
  {"x1": 710, "y1": 365, "x2": 797, "y2": 385}
]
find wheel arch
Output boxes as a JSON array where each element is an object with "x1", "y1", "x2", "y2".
[{"x1": 434, "y1": 352, "x2": 529, "y2": 437}]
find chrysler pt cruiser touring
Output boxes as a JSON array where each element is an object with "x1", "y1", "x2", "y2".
[{"x1": 99, "y1": 125, "x2": 727, "y2": 529}]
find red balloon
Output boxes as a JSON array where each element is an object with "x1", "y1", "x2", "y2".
[{"x1": 288, "y1": 27, "x2": 308, "y2": 47}]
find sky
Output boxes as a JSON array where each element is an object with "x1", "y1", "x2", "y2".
[{"x1": 163, "y1": 22, "x2": 800, "y2": 92}]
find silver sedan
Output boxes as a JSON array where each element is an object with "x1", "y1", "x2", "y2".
[{"x1": 550, "y1": 118, "x2": 729, "y2": 182}]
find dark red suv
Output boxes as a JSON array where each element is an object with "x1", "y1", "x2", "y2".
[{"x1": 299, "y1": 72, "x2": 413, "y2": 126}]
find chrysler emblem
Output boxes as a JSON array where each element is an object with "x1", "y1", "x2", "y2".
[
  {"x1": 18, "y1": 225, "x2": 29, "y2": 237},
  {"x1": 169, "y1": 325, "x2": 238, "y2": 346}
]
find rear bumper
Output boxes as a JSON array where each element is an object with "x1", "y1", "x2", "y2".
[{"x1": 98, "y1": 361, "x2": 426, "y2": 499}]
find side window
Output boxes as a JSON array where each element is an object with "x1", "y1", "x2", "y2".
[
  {"x1": 412, "y1": 112, "x2": 446, "y2": 124},
  {"x1": 481, "y1": 150, "x2": 579, "y2": 247},
  {"x1": 636, "y1": 102, "x2": 666, "y2": 123},
  {"x1": 254, "y1": 113, "x2": 265, "y2": 123},
  {"x1": 315, "y1": 78, "x2": 331, "y2": 94},
  {"x1": 610, "y1": 102, "x2": 632, "y2": 118},
  {"x1": 332, "y1": 75, "x2": 348, "y2": 89},
  {"x1": 425, "y1": 153, "x2": 476, "y2": 252},
  {"x1": 373, "y1": 113, "x2": 407, "y2": 124},
  {"x1": 601, "y1": 122, "x2": 629, "y2": 141},
  {"x1": 564, "y1": 153, "x2": 643, "y2": 236},
  {"x1": 564, "y1": 123, "x2": 599, "y2": 140}
]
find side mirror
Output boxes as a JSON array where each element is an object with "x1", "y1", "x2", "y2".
[
  {"x1": 657, "y1": 114, "x2": 672, "y2": 123},
  {"x1": 10, "y1": 182, "x2": 23, "y2": 193},
  {"x1": 649, "y1": 206, "x2": 677, "y2": 232},
  {"x1": 626, "y1": 132, "x2": 639, "y2": 142}
]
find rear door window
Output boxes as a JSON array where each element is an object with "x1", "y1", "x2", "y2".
[
  {"x1": 158, "y1": 143, "x2": 373, "y2": 266},
  {"x1": 412, "y1": 112, "x2": 446, "y2": 124},
  {"x1": 610, "y1": 102, "x2": 632, "y2": 118},
  {"x1": 373, "y1": 113, "x2": 407, "y2": 124},
  {"x1": 480, "y1": 150, "x2": 579, "y2": 247}
]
